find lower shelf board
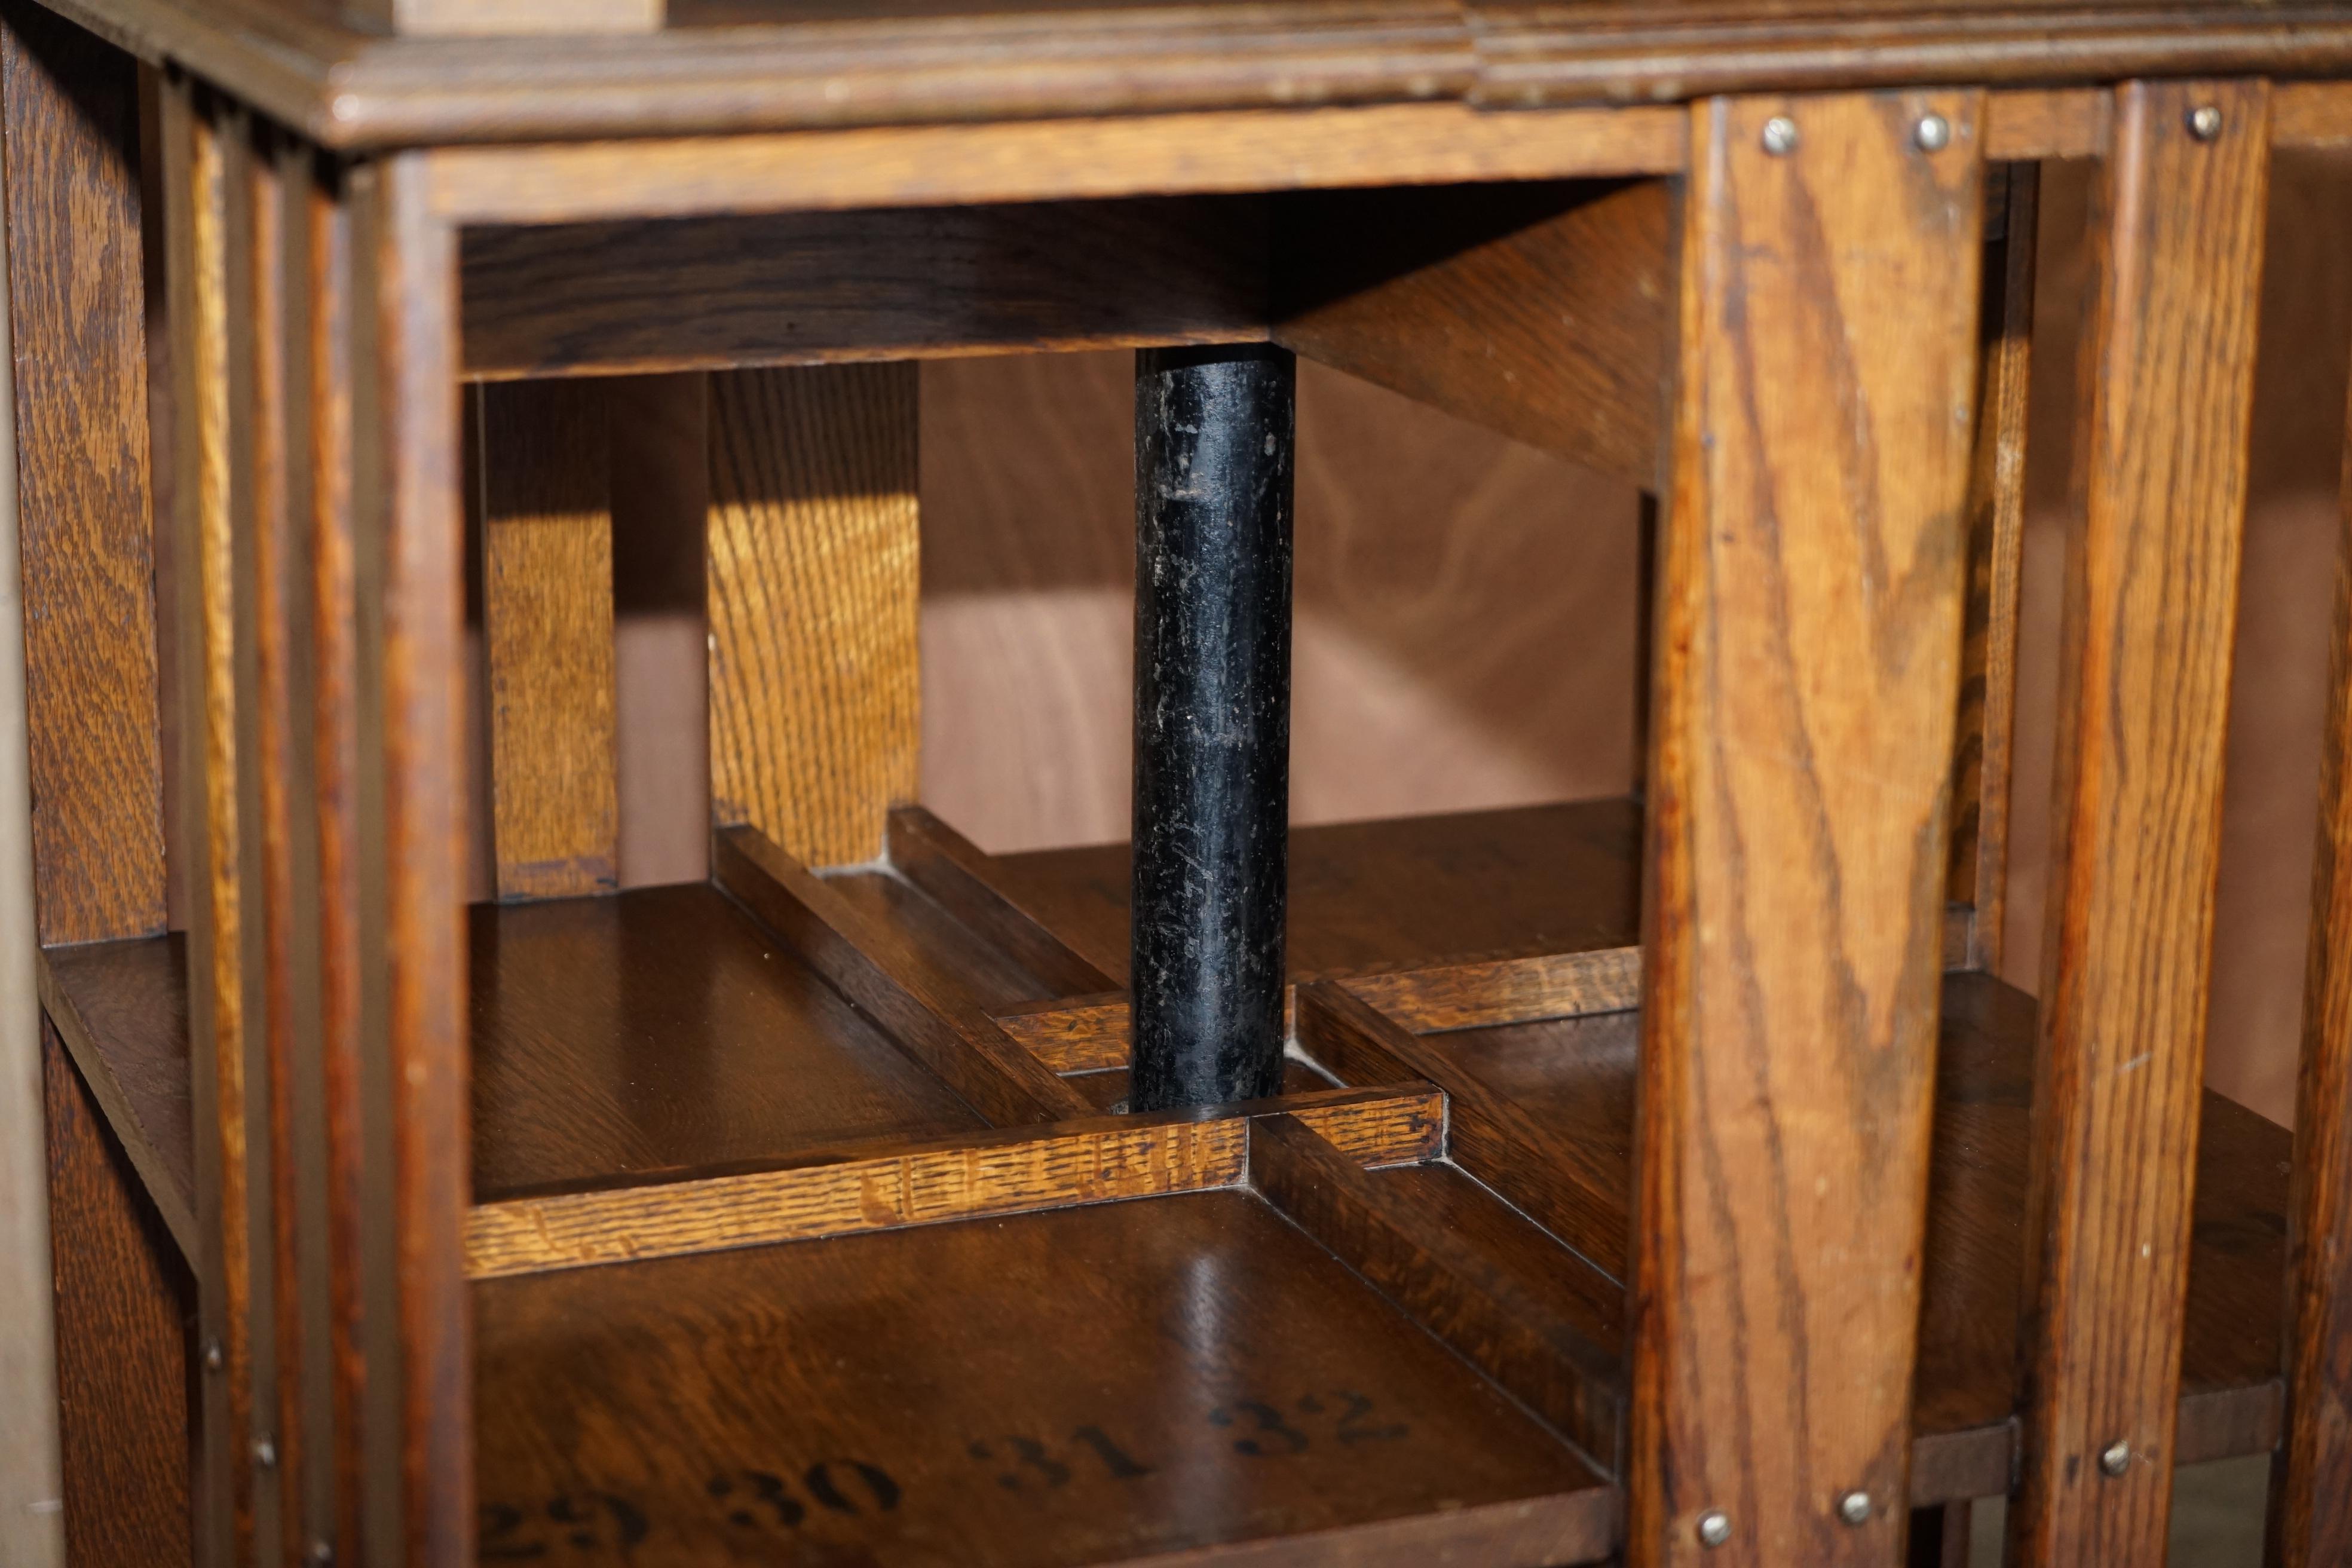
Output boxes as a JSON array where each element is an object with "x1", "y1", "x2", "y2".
[{"x1": 472, "y1": 1190, "x2": 1619, "y2": 1568}]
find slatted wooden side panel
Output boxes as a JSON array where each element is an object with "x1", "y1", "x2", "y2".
[
  {"x1": 2010, "y1": 78, "x2": 2268, "y2": 1568},
  {"x1": 2268, "y1": 247, "x2": 2352, "y2": 1568},
  {"x1": 1631, "y1": 90, "x2": 1984, "y2": 1568},
  {"x1": 478, "y1": 379, "x2": 618, "y2": 900},
  {"x1": 707, "y1": 363, "x2": 918, "y2": 870}
]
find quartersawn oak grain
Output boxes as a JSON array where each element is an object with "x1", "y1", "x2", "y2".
[
  {"x1": 2, "y1": 1, "x2": 166, "y2": 946},
  {"x1": 708, "y1": 363, "x2": 919, "y2": 871},
  {"x1": 1633, "y1": 90, "x2": 1984, "y2": 1568},
  {"x1": 478, "y1": 378, "x2": 620, "y2": 900},
  {"x1": 41, "y1": 1024, "x2": 193, "y2": 1568},
  {"x1": 464, "y1": 1086, "x2": 1441, "y2": 1277},
  {"x1": 2010, "y1": 77, "x2": 2268, "y2": 1568}
]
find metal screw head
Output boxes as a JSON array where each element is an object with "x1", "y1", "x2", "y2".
[
  {"x1": 1914, "y1": 114, "x2": 1952, "y2": 152},
  {"x1": 2099, "y1": 1440, "x2": 2132, "y2": 1477},
  {"x1": 2188, "y1": 105, "x2": 2224, "y2": 142},
  {"x1": 1696, "y1": 1510, "x2": 1734, "y2": 1548},
  {"x1": 1838, "y1": 1490, "x2": 1872, "y2": 1526},
  {"x1": 202, "y1": 1339, "x2": 224, "y2": 1374},
  {"x1": 253, "y1": 1438, "x2": 278, "y2": 1469},
  {"x1": 1760, "y1": 116, "x2": 1800, "y2": 156},
  {"x1": 308, "y1": 1541, "x2": 335, "y2": 1566}
]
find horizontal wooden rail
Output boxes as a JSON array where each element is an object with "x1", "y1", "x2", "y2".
[
  {"x1": 464, "y1": 1086, "x2": 1442, "y2": 1278},
  {"x1": 412, "y1": 84, "x2": 2352, "y2": 230},
  {"x1": 715, "y1": 822, "x2": 1095, "y2": 1123},
  {"x1": 996, "y1": 905, "x2": 1974, "y2": 1065}
]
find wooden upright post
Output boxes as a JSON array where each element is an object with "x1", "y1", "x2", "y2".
[
  {"x1": 2267, "y1": 194, "x2": 2352, "y2": 1568},
  {"x1": 1632, "y1": 89, "x2": 1984, "y2": 1566},
  {"x1": 2010, "y1": 78, "x2": 2268, "y2": 1568}
]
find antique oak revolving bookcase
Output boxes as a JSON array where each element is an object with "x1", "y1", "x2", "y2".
[{"x1": 14, "y1": 0, "x2": 2352, "y2": 1566}]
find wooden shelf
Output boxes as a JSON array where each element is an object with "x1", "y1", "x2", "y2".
[
  {"x1": 470, "y1": 883, "x2": 990, "y2": 1200},
  {"x1": 985, "y1": 796, "x2": 1643, "y2": 986},
  {"x1": 30, "y1": 798, "x2": 2292, "y2": 1563},
  {"x1": 472, "y1": 1189, "x2": 1617, "y2": 1568},
  {"x1": 1293, "y1": 970, "x2": 2290, "y2": 1500}
]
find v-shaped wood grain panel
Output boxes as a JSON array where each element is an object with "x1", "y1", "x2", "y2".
[{"x1": 1633, "y1": 89, "x2": 1984, "y2": 1567}]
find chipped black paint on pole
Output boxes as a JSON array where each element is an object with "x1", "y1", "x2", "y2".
[{"x1": 1129, "y1": 344, "x2": 1295, "y2": 1113}]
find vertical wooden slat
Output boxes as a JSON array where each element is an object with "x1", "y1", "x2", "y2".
[
  {"x1": 163, "y1": 76, "x2": 254, "y2": 1568},
  {"x1": 479, "y1": 379, "x2": 617, "y2": 901},
  {"x1": 253, "y1": 122, "x2": 346, "y2": 1568},
  {"x1": 1947, "y1": 163, "x2": 2039, "y2": 970},
  {"x1": 2267, "y1": 273, "x2": 2352, "y2": 1568},
  {"x1": 220, "y1": 111, "x2": 287, "y2": 1568},
  {"x1": 708, "y1": 363, "x2": 918, "y2": 870},
  {"x1": 0, "y1": 0, "x2": 166, "y2": 946},
  {"x1": 299, "y1": 150, "x2": 368, "y2": 1568},
  {"x1": 1631, "y1": 90, "x2": 1984, "y2": 1567},
  {"x1": 2010, "y1": 78, "x2": 2268, "y2": 1568},
  {"x1": 350, "y1": 150, "x2": 470, "y2": 1568}
]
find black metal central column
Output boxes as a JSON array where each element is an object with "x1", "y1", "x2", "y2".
[{"x1": 1128, "y1": 344, "x2": 1295, "y2": 1113}]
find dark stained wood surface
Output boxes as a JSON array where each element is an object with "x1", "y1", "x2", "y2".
[
  {"x1": 1273, "y1": 178, "x2": 1669, "y2": 487},
  {"x1": 1398, "y1": 973, "x2": 2287, "y2": 1499},
  {"x1": 987, "y1": 798, "x2": 1642, "y2": 984},
  {"x1": 41, "y1": 936, "x2": 197, "y2": 1255},
  {"x1": 717, "y1": 824, "x2": 1094, "y2": 1123},
  {"x1": 826, "y1": 863, "x2": 1059, "y2": 1013},
  {"x1": 2, "y1": 0, "x2": 167, "y2": 946},
  {"x1": 886, "y1": 806, "x2": 1117, "y2": 1000},
  {"x1": 460, "y1": 197, "x2": 1269, "y2": 381},
  {"x1": 41, "y1": 1023, "x2": 194, "y2": 1568},
  {"x1": 1632, "y1": 89, "x2": 1984, "y2": 1568},
  {"x1": 1253, "y1": 1114, "x2": 1627, "y2": 1469},
  {"x1": 2011, "y1": 77, "x2": 2270, "y2": 1568},
  {"x1": 470, "y1": 882, "x2": 984, "y2": 1199},
  {"x1": 473, "y1": 1190, "x2": 1615, "y2": 1566}
]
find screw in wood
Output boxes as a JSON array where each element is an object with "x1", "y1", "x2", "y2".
[
  {"x1": 1761, "y1": 117, "x2": 1800, "y2": 155},
  {"x1": 202, "y1": 1339, "x2": 224, "y2": 1374},
  {"x1": 1838, "y1": 1491, "x2": 1872, "y2": 1526},
  {"x1": 2099, "y1": 1440, "x2": 2132, "y2": 1477},
  {"x1": 253, "y1": 1438, "x2": 278, "y2": 1469},
  {"x1": 1697, "y1": 1510, "x2": 1734, "y2": 1548},
  {"x1": 308, "y1": 1542, "x2": 335, "y2": 1566},
  {"x1": 1913, "y1": 114, "x2": 1951, "y2": 151},
  {"x1": 2187, "y1": 105, "x2": 2224, "y2": 142}
]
